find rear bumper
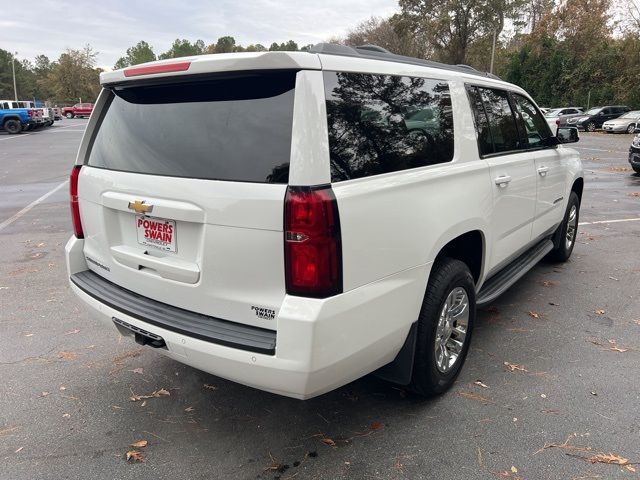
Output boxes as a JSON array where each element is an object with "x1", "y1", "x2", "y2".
[{"x1": 66, "y1": 236, "x2": 427, "y2": 399}]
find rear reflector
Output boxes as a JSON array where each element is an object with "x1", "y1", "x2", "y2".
[
  {"x1": 284, "y1": 186, "x2": 342, "y2": 298},
  {"x1": 124, "y1": 61, "x2": 191, "y2": 77},
  {"x1": 70, "y1": 165, "x2": 83, "y2": 238}
]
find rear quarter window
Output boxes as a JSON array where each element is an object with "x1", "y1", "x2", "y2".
[
  {"x1": 323, "y1": 71, "x2": 454, "y2": 182},
  {"x1": 86, "y1": 71, "x2": 296, "y2": 183}
]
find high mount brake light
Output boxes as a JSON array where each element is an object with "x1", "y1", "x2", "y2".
[
  {"x1": 70, "y1": 165, "x2": 83, "y2": 238},
  {"x1": 124, "y1": 61, "x2": 192, "y2": 77},
  {"x1": 284, "y1": 186, "x2": 342, "y2": 298}
]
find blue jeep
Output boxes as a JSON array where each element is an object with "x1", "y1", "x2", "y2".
[{"x1": 0, "y1": 108, "x2": 31, "y2": 134}]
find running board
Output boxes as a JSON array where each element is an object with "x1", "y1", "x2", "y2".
[{"x1": 477, "y1": 239, "x2": 554, "y2": 307}]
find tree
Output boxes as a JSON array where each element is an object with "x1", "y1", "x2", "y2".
[
  {"x1": 396, "y1": 0, "x2": 526, "y2": 64},
  {"x1": 214, "y1": 36, "x2": 236, "y2": 53},
  {"x1": 344, "y1": 16, "x2": 426, "y2": 57},
  {"x1": 113, "y1": 41, "x2": 156, "y2": 69},
  {"x1": 269, "y1": 40, "x2": 299, "y2": 51},
  {"x1": 44, "y1": 46, "x2": 101, "y2": 104},
  {"x1": 159, "y1": 39, "x2": 205, "y2": 59}
]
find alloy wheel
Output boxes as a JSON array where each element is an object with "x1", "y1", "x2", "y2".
[{"x1": 434, "y1": 287, "x2": 469, "y2": 373}]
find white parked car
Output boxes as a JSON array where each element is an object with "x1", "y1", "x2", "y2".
[
  {"x1": 66, "y1": 45, "x2": 584, "y2": 399},
  {"x1": 544, "y1": 107, "x2": 584, "y2": 133}
]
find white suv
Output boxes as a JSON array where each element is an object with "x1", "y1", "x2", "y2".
[{"x1": 66, "y1": 44, "x2": 583, "y2": 399}]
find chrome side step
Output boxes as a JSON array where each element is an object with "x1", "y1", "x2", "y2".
[{"x1": 477, "y1": 239, "x2": 554, "y2": 307}]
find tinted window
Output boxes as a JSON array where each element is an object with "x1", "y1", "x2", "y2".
[
  {"x1": 87, "y1": 72, "x2": 296, "y2": 183},
  {"x1": 512, "y1": 94, "x2": 552, "y2": 147},
  {"x1": 324, "y1": 71, "x2": 454, "y2": 182},
  {"x1": 477, "y1": 87, "x2": 520, "y2": 153},
  {"x1": 466, "y1": 86, "x2": 494, "y2": 156}
]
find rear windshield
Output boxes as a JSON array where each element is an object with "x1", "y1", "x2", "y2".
[{"x1": 86, "y1": 71, "x2": 296, "y2": 183}]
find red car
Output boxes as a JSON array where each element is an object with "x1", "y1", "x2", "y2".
[{"x1": 63, "y1": 103, "x2": 94, "y2": 119}]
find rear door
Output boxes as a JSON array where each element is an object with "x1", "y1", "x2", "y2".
[
  {"x1": 467, "y1": 86, "x2": 537, "y2": 274},
  {"x1": 77, "y1": 71, "x2": 298, "y2": 330}
]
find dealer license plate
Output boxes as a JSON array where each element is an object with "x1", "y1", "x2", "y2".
[{"x1": 135, "y1": 215, "x2": 177, "y2": 252}]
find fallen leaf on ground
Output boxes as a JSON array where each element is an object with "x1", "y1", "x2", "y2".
[
  {"x1": 504, "y1": 362, "x2": 528, "y2": 373},
  {"x1": 14, "y1": 447, "x2": 24, "y2": 453},
  {"x1": 511, "y1": 466, "x2": 518, "y2": 473},
  {"x1": 587, "y1": 453, "x2": 629, "y2": 465},
  {"x1": 24, "y1": 333, "x2": 34, "y2": 337},
  {"x1": 457, "y1": 391, "x2": 495, "y2": 404},
  {"x1": 62, "y1": 413, "x2": 70, "y2": 418},
  {"x1": 541, "y1": 280, "x2": 554, "y2": 287},
  {"x1": 540, "y1": 394, "x2": 547, "y2": 399},
  {"x1": 126, "y1": 450, "x2": 144, "y2": 462},
  {"x1": 40, "y1": 391, "x2": 50, "y2": 397},
  {"x1": 129, "y1": 388, "x2": 170, "y2": 402},
  {"x1": 535, "y1": 433, "x2": 590, "y2": 455},
  {"x1": 528, "y1": 311, "x2": 540, "y2": 319},
  {"x1": 185, "y1": 406, "x2": 195, "y2": 413},
  {"x1": 320, "y1": 438, "x2": 336, "y2": 447},
  {"x1": 371, "y1": 421, "x2": 383, "y2": 430},
  {"x1": 130, "y1": 368, "x2": 144, "y2": 375},
  {"x1": 634, "y1": 320, "x2": 640, "y2": 326},
  {"x1": 595, "y1": 309, "x2": 605, "y2": 315},
  {"x1": 64, "y1": 329, "x2": 80, "y2": 335},
  {"x1": 57, "y1": 351, "x2": 78, "y2": 361},
  {"x1": 130, "y1": 440, "x2": 148, "y2": 448},
  {"x1": 610, "y1": 346, "x2": 628, "y2": 353},
  {"x1": 630, "y1": 192, "x2": 640, "y2": 197},
  {"x1": 0, "y1": 426, "x2": 19, "y2": 437},
  {"x1": 203, "y1": 384, "x2": 217, "y2": 390},
  {"x1": 474, "y1": 380, "x2": 489, "y2": 388}
]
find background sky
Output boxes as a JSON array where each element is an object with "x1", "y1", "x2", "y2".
[{"x1": 2, "y1": 0, "x2": 399, "y2": 69}]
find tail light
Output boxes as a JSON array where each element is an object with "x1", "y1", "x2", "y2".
[
  {"x1": 70, "y1": 165, "x2": 84, "y2": 238},
  {"x1": 28, "y1": 109, "x2": 34, "y2": 118},
  {"x1": 284, "y1": 186, "x2": 342, "y2": 298},
  {"x1": 555, "y1": 119, "x2": 560, "y2": 126}
]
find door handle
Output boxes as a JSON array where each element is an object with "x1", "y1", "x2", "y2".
[
  {"x1": 494, "y1": 175, "x2": 512, "y2": 187},
  {"x1": 537, "y1": 166, "x2": 549, "y2": 176}
]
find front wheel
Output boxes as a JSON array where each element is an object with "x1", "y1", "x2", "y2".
[
  {"x1": 408, "y1": 258, "x2": 476, "y2": 396},
  {"x1": 585, "y1": 122, "x2": 596, "y2": 132},
  {"x1": 65, "y1": 112, "x2": 74, "y2": 119},
  {"x1": 627, "y1": 124, "x2": 636, "y2": 134},
  {"x1": 3, "y1": 119, "x2": 22, "y2": 134},
  {"x1": 548, "y1": 191, "x2": 580, "y2": 262}
]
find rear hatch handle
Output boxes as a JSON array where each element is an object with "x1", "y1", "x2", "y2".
[{"x1": 110, "y1": 245, "x2": 200, "y2": 284}]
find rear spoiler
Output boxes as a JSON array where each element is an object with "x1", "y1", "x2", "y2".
[{"x1": 100, "y1": 51, "x2": 321, "y2": 86}]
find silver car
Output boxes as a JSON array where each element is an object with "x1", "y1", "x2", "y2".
[{"x1": 602, "y1": 110, "x2": 640, "y2": 133}]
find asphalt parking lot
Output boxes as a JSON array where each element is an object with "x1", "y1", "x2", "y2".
[{"x1": 1, "y1": 123, "x2": 639, "y2": 480}]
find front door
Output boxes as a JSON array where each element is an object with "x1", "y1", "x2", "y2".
[
  {"x1": 510, "y1": 93, "x2": 566, "y2": 239},
  {"x1": 466, "y1": 86, "x2": 537, "y2": 274}
]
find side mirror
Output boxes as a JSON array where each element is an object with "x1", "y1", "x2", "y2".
[
  {"x1": 597, "y1": 111, "x2": 604, "y2": 116},
  {"x1": 557, "y1": 127, "x2": 579, "y2": 144}
]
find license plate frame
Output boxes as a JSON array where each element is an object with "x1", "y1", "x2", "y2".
[{"x1": 135, "y1": 215, "x2": 177, "y2": 253}]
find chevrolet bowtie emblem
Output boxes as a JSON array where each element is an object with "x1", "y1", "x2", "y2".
[{"x1": 128, "y1": 200, "x2": 153, "y2": 214}]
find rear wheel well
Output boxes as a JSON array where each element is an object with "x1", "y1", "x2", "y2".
[
  {"x1": 436, "y1": 231, "x2": 484, "y2": 284},
  {"x1": 571, "y1": 178, "x2": 584, "y2": 202}
]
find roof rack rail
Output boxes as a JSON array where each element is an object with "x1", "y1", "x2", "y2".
[{"x1": 308, "y1": 43, "x2": 501, "y2": 80}]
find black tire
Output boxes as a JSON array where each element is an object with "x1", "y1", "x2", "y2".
[
  {"x1": 65, "y1": 112, "x2": 74, "y2": 119},
  {"x1": 627, "y1": 124, "x2": 636, "y2": 134},
  {"x1": 548, "y1": 191, "x2": 580, "y2": 262},
  {"x1": 3, "y1": 119, "x2": 22, "y2": 134},
  {"x1": 408, "y1": 258, "x2": 476, "y2": 396},
  {"x1": 585, "y1": 122, "x2": 596, "y2": 132},
  {"x1": 632, "y1": 165, "x2": 640, "y2": 174}
]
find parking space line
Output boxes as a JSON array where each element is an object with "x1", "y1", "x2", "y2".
[
  {"x1": 0, "y1": 181, "x2": 68, "y2": 232},
  {"x1": 0, "y1": 133, "x2": 32, "y2": 141},
  {"x1": 579, "y1": 217, "x2": 640, "y2": 226}
]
